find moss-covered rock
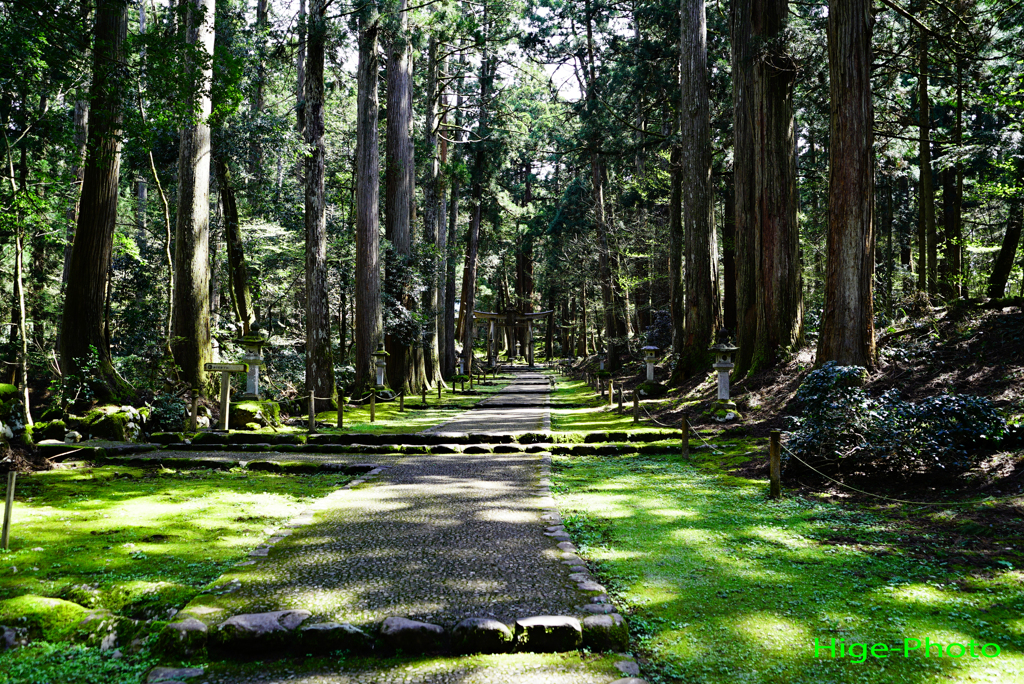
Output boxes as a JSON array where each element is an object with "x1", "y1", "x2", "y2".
[
  {"x1": 0, "y1": 595, "x2": 91, "y2": 641},
  {"x1": 230, "y1": 401, "x2": 281, "y2": 428},
  {"x1": 37, "y1": 420, "x2": 66, "y2": 442},
  {"x1": 76, "y1": 405, "x2": 145, "y2": 442}
]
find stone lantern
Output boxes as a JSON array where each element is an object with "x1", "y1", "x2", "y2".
[
  {"x1": 709, "y1": 340, "x2": 740, "y2": 422},
  {"x1": 234, "y1": 334, "x2": 268, "y2": 399},
  {"x1": 372, "y1": 344, "x2": 389, "y2": 387},
  {"x1": 642, "y1": 346, "x2": 660, "y2": 382}
]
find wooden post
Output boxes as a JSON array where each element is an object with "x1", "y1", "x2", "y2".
[
  {"x1": 438, "y1": 383, "x2": 442, "y2": 400},
  {"x1": 337, "y1": 395, "x2": 344, "y2": 429},
  {"x1": 190, "y1": 388, "x2": 199, "y2": 432},
  {"x1": 609, "y1": 380, "x2": 614, "y2": 407},
  {"x1": 617, "y1": 386, "x2": 623, "y2": 413},
  {"x1": 308, "y1": 391, "x2": 316, "y2": 433},
  {"x1": 469, "y1": 371, "x2": 473, "y2": 389},
  {"x1": 2, "y1": 471, "x2": 15, "y2": 550},
  {"x1": 219, "y1": 375, "x2": 230, "y2": 431},
  {"x1": 769, "y1": 430, "x2": 782, "y2": 499},
  {"x1": 681, "y1": 415, "x2": 690, "y2": 458},
  {"x1": 633, "y1": 393, "x2": 639, "y2": 423},
  {"x1": 399, "y1": 392, "x2": 405, "y2": 412},
  {"x1": 370, "y1": 390, "x2": 376, "y2": 422},
  {"x1": 422, "y1": 386, "x2": 427, "y2": 405},
  {"x1": 599, "y1": 379, "x2": 604, "y2": 400}
]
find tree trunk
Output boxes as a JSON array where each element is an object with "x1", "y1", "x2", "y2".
[
  {"x1": 354, "y1": 7, "x2": 382, "y2": 389},
  {"x1": 60, "y1": 0, "x2": 131, "y2": 402},
  {"x1": 422, "y1": 35, "x2": 442, "y2": 385},
  {"x1": 751, "y1": 0, "x2": 803, "y2": 371},
  {"x1": 302, "y1": 0, "x2": 336, "y2": 410},
  {"x1": 917, "y1": 27, "x2": 936, "y2": 295},
  {"x1": 215, "y1": 157, "x2": 254, "y2": 334},
  {"x1": 988, "y1": 202, "x2": 1022, "y2": 299},
  {"x1": 732, "y1": 0, "x2": 757, "y2": 375},
  {"x1": 442, "y1": 49, "x2": 464, "y2": 380},
  {"x1": 250, "y1": 0, "x2": 268, "y2": 179},
  {"x1": 722, "y1": 172, "x2": 737, "y2": 333},
  {"x1": 384, "y1": 1, "x2": 417, "y2": 393},
  {"x1": 172, "y1": 0, "x2": 216, "y2": 392},
  {"x1": 817, "y1": 0, "x2": 876, "y2": 367},
  {"x1": 678, "y1": 0, "x2": 720, "y2": 377},
  {"x1": 668, "y1": 145, "x2": 684, "y2": 357},
  {"x1": 60, "y1": 96, "x2": 89, "y2": 294},
  {"x1": 295, "y1": 0, "x2": 306, "y2": 180}
]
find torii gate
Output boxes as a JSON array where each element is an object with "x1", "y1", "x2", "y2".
[{"x1": 473, "y1": 309, "x2": 553, "y2": 368}]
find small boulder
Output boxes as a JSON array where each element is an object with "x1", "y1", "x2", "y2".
[
  {"x1": 451, "y1": 617, "x2": 513, "y2": 654},
  {"x1": 1, "y1": 625, "x2": 17, "y2": 651},
  {"x1": 379, "y1": 617, "x2": 445, "y2": 653},
  {"x1": 156, "y1": 618, "x2": 208, "y2": 658},
  {"x1": 514, "y1": 616, "x2": 582, "y2": 653},
  {"x1": 147, "y1": 666, "x2": 204, "y2": 683},
  {"x1": 211, "y1": 610, "x2": 311, "y2": 654},
  {"x1": 298, "y1": 622, "x2": 373, "y2": 653},
  {"x1": 582, "y1": 613, "x2": 628, "y2": 651}
]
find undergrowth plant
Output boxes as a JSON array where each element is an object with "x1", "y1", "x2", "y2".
[{"x1": 787, "y1": 362, "x2": 1006, "y2": 477}]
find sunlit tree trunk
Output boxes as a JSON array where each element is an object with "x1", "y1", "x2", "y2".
[
  {"x1": 172, "y1": 0, "x2": 215, "y2": 391},
  {"x1": 422, "y1": 35, "x2": 443, "y2": 385},
  {"x1": 60, "y1": 0, "x2": 131, "y2": 403},
  {"x1": 354, "y1": 5, "x2": 382, "y2": 389},
  {"x1": 917, "y1": 26, "x2": 936, "y2": 295}
]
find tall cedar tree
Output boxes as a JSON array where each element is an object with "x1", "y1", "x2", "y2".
[
  {"x1": 172, "y1": 0, "x2": 216, "y2": 391},
  {"x1": 61, "y1": 0, "x2": 132, "y2": 402},
  {"x1": 818, "y1": 0, "x2": 876, "y2": 366},
  {"x1": 677, "y1": 0, "x2": 720, "y2": 376},
  {"x1": 304, "y1": 0, "x2": 336, "y2": 410},
  {"x1": 743, "y1": 0, "x2": 803, "y2": 374},
  {"x1": 384, "y1": 0, "x2": 420, "y2": 393},
  {"x1": 354, "y1": 5, "x2": 383, "y2": 389}
]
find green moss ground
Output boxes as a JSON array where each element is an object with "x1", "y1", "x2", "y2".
[
  {"x1": 552, "y1": 447, "x2": 1024, "y2": 684},
  {"x1": 0, "y1": 464, "x2": 351, "y2": 619},
  {"x1": 550, "y1": 377, "x2": 678, "y2": 436}
]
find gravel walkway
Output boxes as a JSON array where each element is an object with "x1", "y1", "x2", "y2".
[
  {"x1": 424, "y1": 370, "x2": 552, "y2": 435},
  {"x1": 204, "y1": 370, "x2": 582, "y2": 629}
]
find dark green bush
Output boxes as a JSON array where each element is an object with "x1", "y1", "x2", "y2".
[
  {"x1": 147, "y1": 393, "x2": 187, "y2": 433},
  {"x1": 787, "y1": 362, "x2": 1005, "y2": 476}
]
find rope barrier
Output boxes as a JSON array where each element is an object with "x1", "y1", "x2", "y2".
[{"x1": 780, "y1": 441, "x2": 1024, "y2": 507}]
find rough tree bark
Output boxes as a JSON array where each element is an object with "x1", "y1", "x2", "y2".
[
  {"x1": 354, "y1": 5, "x2": 383, "y2": 389},
  {"x1": 303, "y1": 0, "x2": 336, "y2": 410},
  {"x1": 172, "y1": 0, "x2": 216, "y2": 391},
  {"x1": 422, "y1": 35, "x2": 443, "y2": 385},
  {"x1": 731, "y1": 0, "x2": 757, "y2": 374},
  {"x1": 60, "y1": 0, "x2": 131, "y2": 402},
  {"x1": 668, "y1": 144, "x2": 683, "y2": 357},
  {"x1": 817, "y1": 0, "x2": 876, "y2": 367},
  {"x1": 751, "y1": 0, "x2": 803, "y2": 371},
  {"x1": 384, "y1": 0, "x2": 418, "y2": 393},
  {"x1": 678, "y1": 0, "x2": 720, "y2": 377}
]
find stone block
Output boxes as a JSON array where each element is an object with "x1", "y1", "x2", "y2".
[
  {"x1": 298, "y1": 622, "x2": 373, "y2": 653},
  {"x1": 210, "y1": 610, "x2": 311, "y2": 654},
  {"x1": 582, "y1": 613, "x2": 628, "y2": 651},
  {"x1": 379, "y1": 617, "x2": 445, "y2": 653},
  {"x1": 147, "y1": 666, "x2": 204, "y2": 683},
  {"x1": 451, "y1": 617, "x2": 513, "y2": 654},
  {"x1": 513, "y1": 615, "x2": 582, "y2": 653}
]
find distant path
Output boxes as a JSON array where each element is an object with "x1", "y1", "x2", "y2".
[{"x1": 423, "y1": 368, "x2": 551, "y2": 436}]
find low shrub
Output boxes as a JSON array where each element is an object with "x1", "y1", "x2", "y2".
[
  {"x1": 147, "y1": 393, "x2": 187, "y2": 433},
  {"x1": 787, "y1": 362, "x2": 1005, "y2": 477}
]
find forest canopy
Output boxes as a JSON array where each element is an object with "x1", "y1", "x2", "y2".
[{"x1": 1, "y1": 0, "x2": 1022, "y2": 421}]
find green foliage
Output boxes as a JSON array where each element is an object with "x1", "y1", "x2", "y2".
[
  {"x1": 49, "y1": 347, "x2": 101, "y2": 412},
  {"x1": 147, "y1": 393, "x2": 187, "y2": 433},
  {"x1": 788, "y1": 362, "x2": 1006, "y2": 476},
  {"x1": 0, "y1": 642, "x2": 157, "y2": 684}
]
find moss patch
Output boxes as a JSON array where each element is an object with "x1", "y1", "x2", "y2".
[{"x1": 0, "y1": 595, "x2": 91, "y2": 641}]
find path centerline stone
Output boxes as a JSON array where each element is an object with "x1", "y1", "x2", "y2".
[{"x1": 201, "y1": 368, "x2": 581, "y2": 631}]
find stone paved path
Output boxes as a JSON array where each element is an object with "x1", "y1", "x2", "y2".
[
  {"x1": 424, "y1": 369, "x2": 551, "y2": 436},
  {"x1": 202, "y1": 368, "x2": 584, "y2": 629}
]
